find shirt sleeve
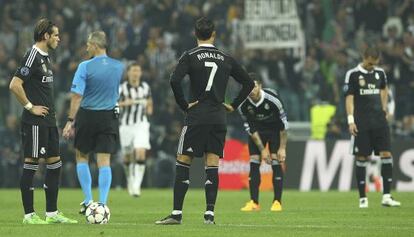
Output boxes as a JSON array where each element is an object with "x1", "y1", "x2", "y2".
[
  {"x1": 170, "y1": 52, "x2": 190, "y2": 111},
  {"x1": 265, "y1": 92, "x2": 289, "y2": 130},
  {"x1": 343, "y1": 70, "x2": 356, "y2": 96},
  {"x1": 14, "y1": 50, "x2": 36, "y2": 82},
  {"x1": 229, "y1": 58, "x2": 255, "y2": 109},
  {"x1": 71, "y1": 62, "x2": 87, "y2": 95}
]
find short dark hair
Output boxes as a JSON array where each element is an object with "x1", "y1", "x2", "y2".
[
  {"x1": 363, "y1": 46, "x2": 381, "y2": 59},
  {"x1": 195, "y1": 17, "x2": 215, "y2": 40},
  {"x1": 248, "y1": 72, "x2": 261, "y2": 84},
  {"x1": 34, "y1": 18, "x2": 56, "y2": 42},
  {"x1": 127, "y1": 62, "x2": 141, "y2": 71}
]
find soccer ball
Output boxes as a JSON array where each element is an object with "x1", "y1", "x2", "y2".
[{"x1": 85, "y1": 202, "x2": 111, "y2": 224}]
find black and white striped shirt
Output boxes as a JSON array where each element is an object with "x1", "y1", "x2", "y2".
[
  {"x1": 119, "y1": 81, "x2": 151, "y2": 125},
  {"x1": 238, "y1": 88, "x2": 288, "y2": 134}
]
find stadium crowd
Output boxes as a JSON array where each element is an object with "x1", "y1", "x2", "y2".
[{"x1": 1, "y1": 0, "x2": 413, "y2": 187}]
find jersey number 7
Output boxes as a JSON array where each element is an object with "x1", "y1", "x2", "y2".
[{"x1": 204, "y1": 61, "x2": 218, "y2": 91}]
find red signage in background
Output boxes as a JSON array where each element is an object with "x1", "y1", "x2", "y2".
[{"x1": 219, "y1": 139, "x2": 273, "y2": 190}]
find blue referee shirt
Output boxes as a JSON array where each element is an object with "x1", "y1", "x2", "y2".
[{"x1": 71, "y1": 54, "x2": 124, "y2": 110}]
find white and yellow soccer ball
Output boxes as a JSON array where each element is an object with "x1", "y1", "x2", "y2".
[{"x1": 85, "y1": 202, "x2": 111, "y2": 224}]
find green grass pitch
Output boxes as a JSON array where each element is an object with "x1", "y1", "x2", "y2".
[{"x1": 0, "y1": 189, "x2": 413, "y2": 237}]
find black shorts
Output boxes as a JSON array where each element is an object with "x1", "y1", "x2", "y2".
[
  {"x1": 74, "y1": 108, "x2": 119, "y2": 154},
  {"x1": 177, "y1": 124, "x2": 227, "y2": 158},
  {"x1": 21, "y1": 123, "x2": 59, "y2": 159},
  {"x1": 248, "y1": 130, "x2": 280, "y2": 156},
  {"x1": 351, "y1": 126, "x2": 391, "y2": 156}
]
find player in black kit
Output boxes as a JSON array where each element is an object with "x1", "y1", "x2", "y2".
[
  {"x1": 344, "y1": 46, "x2": 401, "y2": 208},
  {"x1": 9, "y1": 18, "x2": 77, "y2": 224},
  {"x1": 155, "y1": 17, "x2": 254, "y2": 225},
  {"x1": 238, "y1": 73, "x2": 288, "y2": 212}
]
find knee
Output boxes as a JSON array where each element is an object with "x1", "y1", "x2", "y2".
[
  {"x1": 76, "y1": 150, "x2": 89, "y2": 163},
  {"x1": 379, "y1": 151, "x2": 392, "y2": 158},
  {"x1": 250, "y1": 155, "x2": 260, "y2": 164},
  {"x1": 46, "y1": 156, "x2": 61, "y2": 164},
  {"x1": 355, "y1": 156, "x2": 368, "y2": 161},
  {"x1": 24, "y1": 157, "x2": 39, "y2": 164},
  {"x1": 177, "y1": 155, "x2": 192, "y2": 165}
]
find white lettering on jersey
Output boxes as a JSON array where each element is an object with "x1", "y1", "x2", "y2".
[{"x1": 197, "y1": 52, "x2": 224, "y2": 61}]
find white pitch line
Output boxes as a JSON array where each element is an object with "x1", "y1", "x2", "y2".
[{"x1": 108, "y1": 222, "x2": 414, "y2": 230}]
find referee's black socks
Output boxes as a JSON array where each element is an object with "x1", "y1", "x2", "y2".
[
  {"x1": 20, "y1": 162, "x2": 38, "y2": 214},
  {"x1": 173, "y1": 161, "x2": 190, "y2": 212},
  {"x1": 45, "y1": 160, "x2": 62, "y2": 212},
  {"x1": 381, "y1": 157, "x2": 393, "y2": 194},
  {"x1": 249, "y1": 161, "x2": 261, "y2": 204},
  {"x1": 355, "y1": 160, "x2": 367, "y2": 198},
  {"x1": 205, "y1": 166, "x2": 219, "y2": 212}
]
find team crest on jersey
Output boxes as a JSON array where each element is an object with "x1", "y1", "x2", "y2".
[
  {"x1": 40, "y1": 147, "x2": 46, "y2": 155},
  {"x1": 247, "y1": 105, "x2": 254, "y2": 114},
  {"x1": 375, "y1": 72, "x2": 380, "y2": 80},
  {"x1": 358, "y1": 75, "x2": 366, "y2": 87},
  {"x1": 264, "y1": 103, "x2": 270, "y2": 110},
  {"x1": 20, "y1": 66, "x2": 30, "y2": 76}
]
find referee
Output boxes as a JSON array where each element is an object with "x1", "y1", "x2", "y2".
[{"x1": 63, "y1": 31, "x2": 124, "y2": 213}]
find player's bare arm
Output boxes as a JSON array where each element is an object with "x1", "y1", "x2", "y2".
[
  {"x1": 250, "y1": 131, "x2": 270, "y2": 164},
  {"x1": 345, "y1": 94, "x2": 358, "y2": 136},
  {"x1": 9, "y1": 76, "x2": 49, "y2": 117},
  {"x1": 187, "y1": 100, "x2": 199, "y2": 109},
  {"x1": 118, "y1": 98, "x2": 135, "y2": 107},
  {"x1": 147, "y1": 97, "x2": 153, "y2": 115},
  {"x1": 277, "y1": 130, "x2": 287, "y2": 163},
  {"x1": 222, "y1": 103, "x2": 234, "y2": 112},
  {"x1": 63, "y1": 92, "x2": 82, "y2": 139}
]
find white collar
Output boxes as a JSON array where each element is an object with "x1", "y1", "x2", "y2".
[
  {"x1": 33, "y1": 45, "x2": 48, "y2": 56},
  {"x1": 198, "y1": 43, "x2": 215, "y2": 48},
  {"x1": 248, "y1": 89, "x2": 265, "y2": 107},
  {"x1": 357, "y1": 64, "x2": 373, "y2": 74}
]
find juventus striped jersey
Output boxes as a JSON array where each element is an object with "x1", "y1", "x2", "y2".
[
  {"x1": 119, "y1": 81, "x2": 152, "y2": 125},
  {"x1": 14, "y1": 45, "x2": 56, "y2": 126},
  {"x1": 170, "y1": 44, "x2": 254, "y2": 125},
  {"x1": 238, "y1": 88, "x2": 289, "y2": 134}
]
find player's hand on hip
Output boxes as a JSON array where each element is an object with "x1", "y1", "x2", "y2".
[
  {"x1": 261, "y1": 149, "x2": 271, "y2": 164},
  {"x1": 63, "y1": 121, "x2": 75, "y2": 139},
  {"x1": 187, "y1": 100, "x2": 199, "y2": 109},
  {"x1": 30, "y1": 105, "x2": 49, "y2": 117},
  {"x1": 277, "y1": 148, "x2": 286, "y2": 163},
  {"x1": 222, "y1": 103, "x2": 234, "y2": 112},
  {"x1": 348, "y1": 123, "x2": 358, "y2": 136}
]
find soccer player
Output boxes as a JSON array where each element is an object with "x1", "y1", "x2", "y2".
[
  {"x1": 155, "y1": 17, "x2": 254, "y2": 225},
  {"x1": 238, "y1": 73, "x2": 288, "y2": 212},
  {"x1": 344, "y1": 46, "x2": 401, "y2": 208},
  {"x1": 118, "y1": 62, "x2": 153, "y2": 197},
  {"x1": 62, "y1": 31, "x2": 124, "y2": 213},
  {"x1": 9, "y1": 18, "x2": 77, "y2": 224}
]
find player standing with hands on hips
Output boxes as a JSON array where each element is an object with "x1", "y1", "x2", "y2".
[
  {"x1": 155, "y1": 17, "x2": 254, "y2": 225},
  {"x1": 9, "y1": 18, "x2": 77, "y2": 224}
]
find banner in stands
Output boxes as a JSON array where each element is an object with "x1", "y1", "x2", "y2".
[
  {"x1": 240, "y1": 0, "x2": 303, "y2": 49},
  {"x1": 217, "y1": 139, "x2": 414, "y2": 191}
]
